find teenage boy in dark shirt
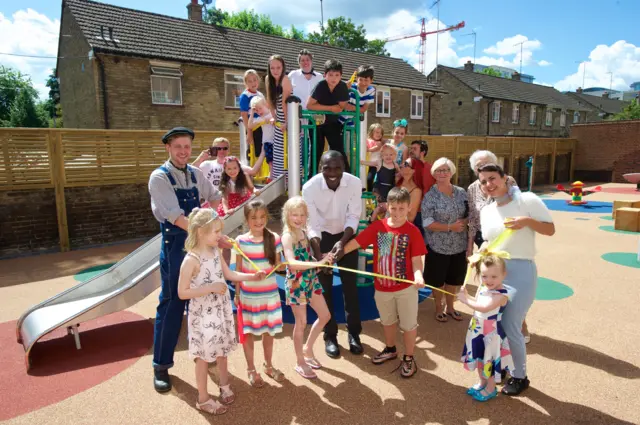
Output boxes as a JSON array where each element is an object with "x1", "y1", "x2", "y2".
[{"x1": 307, "y1": 59, "x2": 350, "y2": 176}]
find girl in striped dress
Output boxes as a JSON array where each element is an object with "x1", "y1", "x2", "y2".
[
  {"x1": 265, "y1": 55, "x2": 292, "y2": 181},
  {"x1": 235, "y1": 200, "x2": 285, "y2": 387}
]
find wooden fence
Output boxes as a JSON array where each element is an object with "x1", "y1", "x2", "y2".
[{"x1": 0, "y1": 128, "x2": 576, "y2": 252}]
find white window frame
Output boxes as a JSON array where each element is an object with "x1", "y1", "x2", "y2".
[
  {"x1": 491, "y1": 101, "x2": 501, "y2": 123},
  {"x1": 376, "y1": 86, "x2": 391, "y2": 117},
  {"x1": 560, "y1": 110, "x2": 566, "y2": 127},
  {"x1": 529, "y1": 106, "x2": 537, "y2": 125},
  {"x1": 512, "y1": 103, "x2": 520, "y2": 124},
  {"x1": 573, "y1": 111, "x2": 580, "y2": 123},
  {"x1": 150, "y1": 65, "x2": 183, "y2": 106},
  {"x1": 224, "y1": 72, "x2": 245, "y2": 109},
  {"x1": 545, "y1": 109, "x2": 553, "y2": 126},
  {"x1": 410, "y1": 91, "x2": 423, "y2": 119}
]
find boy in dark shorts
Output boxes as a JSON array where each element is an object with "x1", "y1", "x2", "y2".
[
  {"x1": 343, "y1": 187, "x2": 426, "y2": 378},
  {"x1": 307, "y1": 59, "x2": 350, "y2": 174}
]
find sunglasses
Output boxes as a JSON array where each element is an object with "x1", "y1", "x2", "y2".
[
  {"x1": 399, "y1": 161, "x2": 414, "y2": 169},
  {"x1": 209, "y1": 146, "x2": 229, "y2": 155}
]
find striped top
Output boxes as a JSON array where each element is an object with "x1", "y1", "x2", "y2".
[{"x1": 339, "y1": 83, "x2": 376, "y2": 125}]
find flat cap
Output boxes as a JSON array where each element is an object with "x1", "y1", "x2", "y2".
[{"x1": 162, "y1": 127, "x2": 195, "y2": 144}]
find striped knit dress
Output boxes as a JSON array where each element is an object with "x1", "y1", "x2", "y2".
[
  {"x1": 235, "y1": 234, "x2": 283, "y2": 343},
  {"x1": 272, "y1": 91, "x2": 304, "y2": 183}
]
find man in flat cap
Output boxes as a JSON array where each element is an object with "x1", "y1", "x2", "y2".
[{"x1": 148, "y1": 127, "x2": 222, "y2": 392}]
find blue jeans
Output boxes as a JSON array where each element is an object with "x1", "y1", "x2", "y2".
[{"x1": 501, "y1": 259, "x2": 537, "y2": 379}]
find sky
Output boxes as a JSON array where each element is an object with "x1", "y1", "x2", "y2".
[{"x1": 1, "y1": 0, "x2": 639, "y2": 100}]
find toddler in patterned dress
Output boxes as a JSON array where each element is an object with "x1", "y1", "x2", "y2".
[
  {"x1": 457, "y1": 253, "x2": 515, "y2": 402},
  {"x1": 178, "y1": 208, "x2": 265, "y2": 415},
  {"x1": 281, "y1": 196, "x2": 334, "y2": 379}
]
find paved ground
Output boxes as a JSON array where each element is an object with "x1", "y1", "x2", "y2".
[{"x1": 1, "y1": 183, "x2": 638, "y2": 425}]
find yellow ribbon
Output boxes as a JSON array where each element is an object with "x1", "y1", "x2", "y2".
[
  {"x1": 228, "y1": 238, "x2": 260, "y2": 272},
  {"x1": 462, "y1": 229, "x2": 514, "y2": 289}
]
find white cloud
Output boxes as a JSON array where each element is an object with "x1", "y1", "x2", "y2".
[
  {"x1": 554, "y1": 40, "x2": 640, "y2": 92},
  {"x1": 538, "y1": 60, "x2": 551, "y2": 66},
  {"x1": 0, "y1": 9, "x2": 59, "y2": 100},
  {"x1": 457, "y1": 43, "x2": 474, "y2": 51},
  {"x1": 484, "y1": 34, "x2": 541, "y2": 56}
]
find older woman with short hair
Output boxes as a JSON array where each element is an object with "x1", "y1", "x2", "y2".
[
  {"x1": 421, "y1": 157, "x2": 469, "y2": 323},
  {"x1": 467, "y1": 150, "x2": 518, "y2": 256}
]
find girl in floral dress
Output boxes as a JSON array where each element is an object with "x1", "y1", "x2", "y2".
[
  {"x1": 280, "y1": 196, "x2": 334, "y2": 379},
  {"x1": 217, "y1": 156, "x2": 258, "y2": 217},
  {"x1": 235, "y1": 200, "x2": 286, "y2": 387},
  {"x1": 178, "y1": 208, "x2": 265, "y2": 415},
  {"x1": 457, "y1": 253, "x2": 515, "y2": 402}
]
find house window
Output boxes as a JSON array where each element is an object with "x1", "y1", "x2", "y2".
[
  {"x1": 376, "y1": 87, "x2": 391, "y2": 117},
  {"x1": 529, "y1": 106, "x2": 537, "y2": 125},
  {"x1": 150, "y1": 66, "x2": 183, "y2": 105},
  {"x1": 560, "y1": 110, "x2": 566, "y2": 127},
  {"x1": 545, "y1": 109, "x2": 553, "y2": 126},
  {"x1": 512, "y1": 103, "x2": 520, "y2": 124},
  {"x1": 491, "y1": 101, "x2": 501, "y2": 123},
  {"x1": 224, "y1": 73, "x2": 245, "y2": 108},
  {"x1": 410, "y1": 92, "x2": 423, "y2": 119},
  {"x1": 573, "y1": 111, "x2": 580, "y2": 123}
]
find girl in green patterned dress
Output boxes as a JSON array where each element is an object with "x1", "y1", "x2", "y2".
[{"x1": 281, "y1": 196, "x2": 334, "y2": 379}]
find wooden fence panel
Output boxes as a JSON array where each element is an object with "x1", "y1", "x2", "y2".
[{"x1": 0, "y1": 130, "x2": 53, "y2": 189}]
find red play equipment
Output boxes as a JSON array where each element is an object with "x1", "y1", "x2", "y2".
[{"x1": 556, "y1": 181, "x2": 602, "y2": 205}]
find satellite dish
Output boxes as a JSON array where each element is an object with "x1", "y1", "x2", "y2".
[{"x1": 202, "y1": 0, "x2": 213, "y2": 4}]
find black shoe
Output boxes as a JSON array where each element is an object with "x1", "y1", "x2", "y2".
[
  {"x1": 501, "y1": 376, "x2": 530, "y2": 396},
  {"x1": 154, "y1": 369, "x2": 172, "y2": 393},
  {"x1": 325, "y1": 338, "x2": 340, "y2": 358},
  {"x1": 348, "y1": 334, "x2": 363, "y2": 355}
]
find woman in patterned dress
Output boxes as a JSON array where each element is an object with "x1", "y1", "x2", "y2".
[
  {"x1": 458, "y1": 254, "x2": 515, "y2": 402},
  {"x1": 265, "y1": 55, "x2": 292, "y2": 181},
  {"x1": 281, "y1": 196, "x2": 334, "y2": 379},
  {"x1": 235, "y1": 200, "x2": 286, "y2": 387},
  {"x1": 178, "y1": 208, "x2": 265, "y2": 415}
]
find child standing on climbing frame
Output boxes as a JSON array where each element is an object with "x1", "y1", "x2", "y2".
[
  {"x1": 361, "y1": 143, "x2": 399, "y2": 203},
  {"x1": 177, "y1": 208, "x2": 265, "y2": 415},
  {"x1": 343, "y1": 187, "x2": 426, "y2": 378},
  {"x1": 248, "y1": 96, "x2": 275, "y2": 179}
]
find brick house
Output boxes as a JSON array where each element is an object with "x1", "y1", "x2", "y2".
[
  {"x1": 427, "y1": 62, "x2": 591, "y2": 137},
  {"x1": 57, "y1": 0, "x2": 446, "y2": 134},
  {"x1": 565, "y1": 89, "x2": 629, "y2": 121}
]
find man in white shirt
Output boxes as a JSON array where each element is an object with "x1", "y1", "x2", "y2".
[{"x1": 302, "y1": 150, "x2": 363, "y2": 358}]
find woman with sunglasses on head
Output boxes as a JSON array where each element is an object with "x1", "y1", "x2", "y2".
[
  {"x1": 421, "y1": 158, "x2": 469, "y2": 323},
  {"x1": 194, "y1": 137, "x2": 265, "y2": 192}
]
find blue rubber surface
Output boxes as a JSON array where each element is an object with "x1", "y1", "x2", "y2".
[{"x1": 542, "y1": 199, "x2": 612, "y2": 213}]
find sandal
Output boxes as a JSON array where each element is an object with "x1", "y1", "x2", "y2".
[
  {"x1": 304, "y1": 357, "x2": 322, "y2": 370},
  {"x1": 196, "y1": 398, "x2": 228, "y2": 415},
  {"x1": 248, "y1": 369, "x2": 265, "y2": 388},
  {"x1": 435, "y1": 312, "x2": 448, "y2": 323},
  {"x1": 295, "y1": 364, "x2": 317, "y2": 379},
  {"x1": 219, "y1": 384, "x2": 235, "y2": 405},
  {"x1": 392, "y1": 355, "x2": 417, "y2": 378},
  {"x1": 472, "y1": 388, "x2": 498, "y2": 402},
  {"x1": 467, "y1": 382, "x2": 486, "y2": 395},
  {"x1": 446, "y1": 310, "x2": 463, "y2": 321},
  {"x1": 264, "y1": 363, "x2": 286, "y2": 382}
]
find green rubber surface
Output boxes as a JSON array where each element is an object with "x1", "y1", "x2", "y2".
[
  {"x1": 535, "y1": 277, "x2": 574, "y2": 300},
  {"x1": 598, "y1": 225, "x2": 639, "y2": 235},
  {"x1": 601, "y1": 252, "x2": 640, "y2": 269},
  {"x1": 74, "y1": 263, "x2": 116, "y2": 282},
  {"x1": 599, "y1": 215, "x2": 614, "y2": 221}
]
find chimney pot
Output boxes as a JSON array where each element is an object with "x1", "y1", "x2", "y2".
[
  {"x1": 187, "y1": 0, "x2": 203, "y2": 21},
  {"x1": 602, "y1": 91, "x2": 609, "y2": 98},
  {"x1": 576, "y1": 87, "x2": 583, "y2": 93},
  {"x1": 512, "y1": 72, "x2": 521, "y2": 81}
]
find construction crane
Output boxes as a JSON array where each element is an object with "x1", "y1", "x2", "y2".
[{"x1": 384, "y1": 20, "x2": 465, "y2": 74}]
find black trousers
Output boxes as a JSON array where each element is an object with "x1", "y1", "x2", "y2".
[
  {"x1": 310, "y1": 123, "x2": 349, "y2": 179},
  {"x1": 318, "y1": 231, "x2": 361, "y2": 339}
]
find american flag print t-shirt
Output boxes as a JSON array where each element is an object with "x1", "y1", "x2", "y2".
[{"x1": 355, "y1": 218, "x2": 427, "y2": 292}]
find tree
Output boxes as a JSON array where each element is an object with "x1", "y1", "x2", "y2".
[
  {"x1": 8, "y1": 88, "x2": 46, "y2": 128},
  {"x1": 0, "y1": 66, "x2": 39, "y2": 126},
  {"x1": 478, "y1": 67, "x2": 506, "y2": 78},
  {"x1": 286, "y1": 25, "x2": 305, "y2": 41},
  {"x1": 40, "y1": 68, "x2": 63, "y2": 127},
  {"x1": 205, "y1": 9, "x2": 287, "y2": 37},
  {"x1": 307, "y1": 17, "x2": 389, "y2": 56},
  {"x1": 609, "y1": 98, "x2": 640, "y2": 121}
]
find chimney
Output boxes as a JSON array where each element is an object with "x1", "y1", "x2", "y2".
[
  {"x1": 464, "y1": 61, "x2": 474, "y2": 72},
  {"x1": 602, "y1": 91, "x2": 609, "y2": 98},
  {"x1": 512, "y1": 72, "x2": 521, "y2": 82},
  {"x1": 187, "y1": 0, "x2": 203, "y2": 22},
  {"x1": 577, "y1": 87, "x2": 583, "y2": 93}
]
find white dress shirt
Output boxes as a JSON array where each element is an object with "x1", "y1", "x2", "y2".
[
  {"x1": 288, "y1": 69, "x2": 323, "y2": 109},
  {"x1": 302, "y1": 172, "x2": 363, "y2": 240}
]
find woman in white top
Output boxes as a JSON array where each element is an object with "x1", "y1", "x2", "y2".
[{"x1": 478, "y1": 163, "x2": 555, "y2": 397}]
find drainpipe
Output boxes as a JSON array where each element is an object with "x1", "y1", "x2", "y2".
[
  {"x1": 96, "y1": 55, "x2": 110, "y2": 129},
  {"x1": 427, "y1": 93, "x2": 433, "y2": 135},
  {"x1": 486, "y1": 100, "x2": 494, "y2": 136}
]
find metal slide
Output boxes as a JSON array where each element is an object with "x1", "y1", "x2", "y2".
[{"x1": 16, "y1": 175, "x2": 286, "y2": 370}]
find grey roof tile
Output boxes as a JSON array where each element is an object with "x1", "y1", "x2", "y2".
[{"x1": 566, "y1": 92, "x2": 629, "y2": 115}]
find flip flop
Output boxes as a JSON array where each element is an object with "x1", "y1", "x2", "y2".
[
  {"x1": 295, "y1": 365, "x2": 317, "y2": 379},
  {"x1": 435, "y1": 312, "x2": 448, "y2": 323},
  {"x1": 304, "y1": 357, "x2": 322, "y2": 369},
  {"x1": 446, "y1": 311, "x2": 464, "y2": 321}
]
